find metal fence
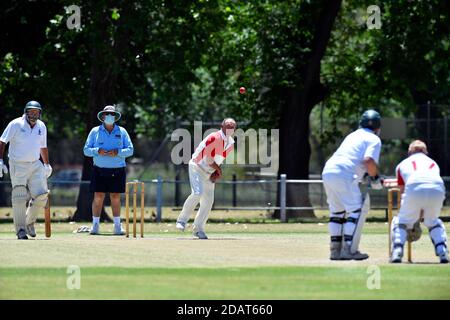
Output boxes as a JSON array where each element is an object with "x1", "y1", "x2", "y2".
[{"x1": 1, "y1": 175, "x2": 449, "y2": 222}]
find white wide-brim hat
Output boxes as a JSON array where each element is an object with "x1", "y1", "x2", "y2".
[{"x1": 97, "y1": 105, "x2": 121, "y2": 123}]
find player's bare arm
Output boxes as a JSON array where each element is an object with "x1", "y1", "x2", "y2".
[
  {"x1": 363, "y1": 157, "x2": 378, "y2": 177},
  {"x1": 0, "y1": 141, "x2": 8, "y2": 178},
  {"x1": 40, "y1": 147, "x2": 49, "y2": 165},
  {"x1": 0, "y1": 141, "x2": 5, "y2": 160}
]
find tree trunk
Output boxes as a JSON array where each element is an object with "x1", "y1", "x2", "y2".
[
  {"x1": 73, "y1": 62, "x2": 117, "y2": 221},
  {"x1": 73, "y1": 2, "x2": 134, "y2": 221},
  {"x1": 276, "y1": 88, "x2": 315, "y2": 218},
  {"x1": 274, "y1": 1, "x2": 341, "y2": 219},
  {"x1": 73, "y1": 43, "x2": 116, "y2": 221}
]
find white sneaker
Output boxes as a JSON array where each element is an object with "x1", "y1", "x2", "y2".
[
  {"x1": 176, "y1": 221, "x2": 186, "y2": 232},
  {"x1": 90, "y1": 223, "x2": 100, "y2": 235},
  {"x1": 114, "y1": 224, "x2": 125, "y2": 236},
  {"x1": 26, "y1": 223, "x2": 36, "y2": 238}
]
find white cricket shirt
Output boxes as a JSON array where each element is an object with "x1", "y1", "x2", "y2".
[
  {"x1": 396, "y1": 152, "x2": 443, "y2": 186},
  {"x1": 0, "y1": 115, "x2": 47, "y2": 162},
  {"x1": 192, "y1": 130, "x2": 235, "y2": 174},
  {"x1": 323, "y1": 128, "x2": 382, "y2": 179}
]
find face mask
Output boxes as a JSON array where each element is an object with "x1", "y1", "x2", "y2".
[{"x1": 104, "y1": 115, "x2": 115, "y2": 125}]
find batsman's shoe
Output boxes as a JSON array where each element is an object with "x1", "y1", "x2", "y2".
[
  {"x1": 390, "y1": 246, "x2": 403, "y2": 263},
  {"x1": 17, "y1": 228, "x2": 28, "y2": 240},
  {"x1": 329, "y1": 242, "x2": 341, "y2": 260},
  {"x1": 340, "y1": 243, "x2": 369, "y2": 260},
  {"x1": 439, "y1": 252, "x2": 449, "y2": 264},
  {"x1": 193, "y1": 230, "x2": 208, "y2": 240},
  {"x1": 113, "y1": 224, "x2": 125, "y2": 236},
  {"x1": 26, "y1": 223, "x2": 36, "y2": 238},
  {"x1": 176, "y1": 221, "x2": 186, "y2": 232},
  {"x1": 437, "y1": 246, "x2": 449, "y2": 264},
  {"x1": 90, "y1": 223, "x2": 100, "y2": 235}
]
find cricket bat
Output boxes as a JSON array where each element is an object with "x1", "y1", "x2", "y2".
[
  {"x1": 350, "y1": 187, "x2": 370, "y2": 254},
  {"x1": 44, "y1": 192, "x2": 51, "y2": 238}
]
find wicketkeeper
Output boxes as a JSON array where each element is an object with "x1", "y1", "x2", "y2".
[
  {"x1": 391, "y1": 140, "x2": 448, "y2": 263},
  {"x1": 322, "y1": 110, "x2": 383, "y2": 260},
  {"x1": 176, "y1": 118, "x2": 236, "y2": 239},
  {"x1": 0, "y1": 101, "x2": 52, "y2": 239}
]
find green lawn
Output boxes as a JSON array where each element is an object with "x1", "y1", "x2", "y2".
[
  {"x1": 0, "y1": 221, "x2": 449, "y2": 299},
  {"x1": 1, "y1": 266, "x2": 449, "y2": 299}
]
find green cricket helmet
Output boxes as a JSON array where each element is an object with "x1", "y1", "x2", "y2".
[
  {"x1": 24, "y1": 101, "x2": 42, "y2": 114},
  {"x1": 359, "y1": 109, "x2": 381, "y2": 130}
]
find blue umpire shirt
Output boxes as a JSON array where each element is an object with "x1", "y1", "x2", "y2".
[{"x1": 83, "y1": 124, "x2": 134, "y2": 168}]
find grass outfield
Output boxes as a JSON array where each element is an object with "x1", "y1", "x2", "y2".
[
  {"x1": 0, "y1": 222, "x2": 449, "y2": 299},
  {"x1": 2, "y1": 266, "x2": 450, "y2": 300}
]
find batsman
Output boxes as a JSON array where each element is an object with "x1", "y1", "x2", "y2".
[
  {"x1": 0, "y1": 101, "x2": 52, "y2": 239},
  {"x1": 322, "y1": 110, "x2": 383, "y2": 260}
]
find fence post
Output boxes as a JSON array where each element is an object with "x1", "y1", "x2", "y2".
[
  {"x1": 280, "y1": 174, "x2": 287, "y2": 223},
  {"x1": 156, "y1": 176, "x2": 163, "y2": 222},
  {"x1": 232, "y1": 174, "x2": 237, "y2": 207}
]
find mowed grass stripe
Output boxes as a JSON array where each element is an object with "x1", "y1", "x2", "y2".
[{"x1": 1, "y1": 266, "x2": 449, "y2": 300}]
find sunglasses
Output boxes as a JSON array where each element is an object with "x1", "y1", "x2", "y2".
[{"x1": 103, "y1": 112, "x2": 116, "y2": 116}]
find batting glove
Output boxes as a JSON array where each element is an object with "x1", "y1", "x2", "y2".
[
  {"x1": 0, "y1": 160, "x2": 8, "y2": 178},
  {"x1": 44, "y1": 164, "x2": 53, "y2": 178}
]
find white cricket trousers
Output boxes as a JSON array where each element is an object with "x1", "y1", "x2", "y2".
[
  {"x1": 9, "y1": 160, "x2": 48, "y2": 232},
  {"x1": 177, "y1": 160, "x2": 215, "y2": 232},
  {"x1": 392, "y1": 182, "x2": 447, "y2": 256},
  {"x1": 322, "y1": 171, "x2": 361, "y2": 213},
  {"x1": 322, "y1": 171, "x2": 363, "y2": 245},
  {"x1": 398, "y1": 182, "x2": 445, "y2": 228}
]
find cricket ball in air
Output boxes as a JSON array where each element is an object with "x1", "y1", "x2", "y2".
[{"x1": 239, "y1": 87, "x2": 246, "y2": 94}]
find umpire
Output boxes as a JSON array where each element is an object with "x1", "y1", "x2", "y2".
[{"x1": 83, "y1": 105, "x2": 133, "y2": 235}]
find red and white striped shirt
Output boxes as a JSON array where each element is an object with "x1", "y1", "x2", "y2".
[
  {"x1": 396, "y1": 152, "x2": 443, "y2": 186},
  {"x1": 192, "y1": 130, "x2": 235, "y2": 174}
]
